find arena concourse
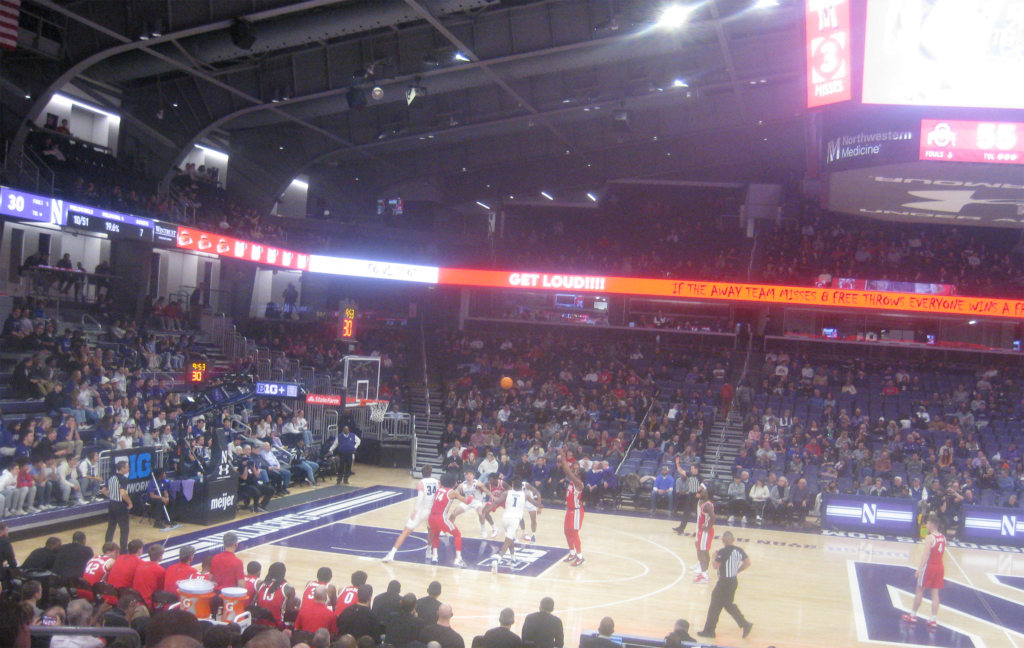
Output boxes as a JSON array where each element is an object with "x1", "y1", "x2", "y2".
[{"x1": 1, "y1": 2, "x2": 1024, "y2": 648}]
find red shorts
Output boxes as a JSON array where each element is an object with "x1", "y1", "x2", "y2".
[
  {"x1": 565, "y1": 507, "x2": 584, "y2": 532},
  {"x1": 429, "y1": 513, "x2": 455, "y2": 534},
  {"x1": 919, "y1": 564, "x2": 944, "y2": 590},
  {"x1": 696, "y1": 526, "x2": 714, "y2": 551}
]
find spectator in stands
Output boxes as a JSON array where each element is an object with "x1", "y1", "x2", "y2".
[
  {"x1": 724, "y1": 474, "x2": 750, "y2": 523},
  {"x1": 522, "y1": 597, "x2": 563, "y2": 648},
  {"x1": 647, "y1": 466, "x2": 675, "y2": 516},
  {"x1": 52, "y1": 531, "x2": 93, "y2": 580},
  {"x1": 50, "y1": 598, "x2": 103, "y2": 648},
  {"x1": 416, "y1": 581, "x2": 444, "y2": 625},
  {"x1": 484, "y1": 608, "x2": 522, "y2": 648},
  {"x1": 419, "y1": 603, "x2": 465, "y2": 648},
  {"x1": 384, "y1": 593, "x2": 423, "y2": 646},
  {"x1": 22, "y1": 536, "x2": 60, "y2": 572}
]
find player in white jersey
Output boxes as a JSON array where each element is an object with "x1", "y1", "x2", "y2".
[
  {"x1": 450, "y1": 470, "x2": 498, "y2": 538},
  {"x1": 484, "y1": 483, "x2": 537, "y2": 573},
  {"x1": 383, "y1": 465, "x2": 440, "y2": 563}
]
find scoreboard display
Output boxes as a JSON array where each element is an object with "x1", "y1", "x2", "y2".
[
  {"x1": 920, "y1": 119, "x2": 1024, "y2": 165},
  {"x1": 189, "y1": 361, "x2": 207, "y2": 384}
]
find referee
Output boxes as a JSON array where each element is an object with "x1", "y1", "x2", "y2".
[
  {"x1": 673, "y1": 461, "x2": 703, "y2": 534},
  {"x1": 697, "y1": 531, "x2": 753, "y2": 639},
  {"x1": 103, "y1": 460, "x2": 132, "y2": 553}
]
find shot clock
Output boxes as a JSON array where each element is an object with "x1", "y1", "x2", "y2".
[
  {"x1": 339, "y1": 300, "x2": 358, "y2": 341},
  {"x1": 189, "y1": 361, "x2": 207, "y2": 384}
]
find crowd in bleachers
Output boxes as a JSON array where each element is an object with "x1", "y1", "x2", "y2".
[
  {"x1": 696, "y1": 348, "x2": 1024, "y2": 535},
  {"x1": 755, "y1": 208, "x2": 1024, "y2": 298},
  {"x1": 428, "y1": 330, "x2": 737, "y2": 510}
]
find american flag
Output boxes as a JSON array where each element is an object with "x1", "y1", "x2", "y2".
[{"x1": 0, "y1": 0, "x2": 20, "y2": 51}]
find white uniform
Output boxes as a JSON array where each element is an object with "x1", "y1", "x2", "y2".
[
  {"x1": 405, "y1": 477, "x2": 440, "y2": 530},
  {"x1": 501, "y1": 486, "x2": 528, "y2": 538},
  {"x1": 459, "y1": 478, "x2": 485, "y2": 511},
  {"x1": 522, "y1": 481, "x2": 538, "y2": 513}
]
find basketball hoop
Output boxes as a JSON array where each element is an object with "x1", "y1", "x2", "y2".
[{"x1": 368, "y1": 400, "x2": 389, "y2": 422}]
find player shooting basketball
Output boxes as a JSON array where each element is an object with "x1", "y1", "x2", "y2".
[
  {"x1": 557, "y1": 447, "x2": 586, "y2": 566},
  {"x1": 694, "y1": 486, "x2": 715, "y2": 584}
]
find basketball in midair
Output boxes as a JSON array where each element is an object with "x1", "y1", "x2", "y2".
[{"x1": 500, "y1": 376, "x2": 513, "y2": 390}]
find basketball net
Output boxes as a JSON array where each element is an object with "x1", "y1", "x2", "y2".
[{"x1": 368, "y1": 400, "x2": 389, "y2": 422}]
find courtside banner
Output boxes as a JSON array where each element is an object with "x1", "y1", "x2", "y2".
[{"x1": 436, "y1": 269, "x2": 1024, "y2": 319}]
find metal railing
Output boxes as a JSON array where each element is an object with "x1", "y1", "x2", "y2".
[
  {"x1": 31, "y1": 626, "x2": 140, "y2": 648},
  {"x1": 351, "y1": 407, "x2": 416, "y2": 445},
  {"x1": 417, "y1": 318, "x2": 429, "y2": 472},
  {"x1": 615, "y1": 389, "x2": 661, "y2": 476}
]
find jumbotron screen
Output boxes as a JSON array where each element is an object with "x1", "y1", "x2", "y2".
[{"x1": 862, "y1": 0, "x2": 1024, "y2": 110}]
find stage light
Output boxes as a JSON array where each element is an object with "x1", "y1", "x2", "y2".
[
  {"x1": 672, "y1": 79, "x2": 689, "y2": 88},
  {"x1": 658, "y1": 5, "x2": 692, "y2": 28},
  {"x1": 454, "y1": 52, "x2": 471, "y2": 62},
  {"x1": 969, "y1": 320, "x2": 978, "y2": 325},
  {"x1": 754, "y1": 0, "x2": 779, "y2": 7},
  {"x1": 541, "y1": 191, "x2": 554, "y2": 200},
  {"x1": 587, "y1": 193, "x2": 597, "y2": 202},
  {"x1": 151, "y1": 19, "x2": 163, "y2": 37},
  {"x1": 371, "y1": 86, "x2": 384, "y2": 100},
  {"x1": 476, "y1": 201, "x2": 491, "y2": 210}
]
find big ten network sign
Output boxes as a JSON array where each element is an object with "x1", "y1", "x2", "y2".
[{"x1": 112, "y1": 448, "x2": 155, "y2": 496}]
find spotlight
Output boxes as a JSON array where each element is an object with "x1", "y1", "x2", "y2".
[
  {"x1": 476, "y1": 201, "x2": 491, "y2": 210},
  {"x1": 346, "y1": 87, "x2": 367, "y2": 110},
  {"x1": 968, "y1": 320, "x2": 978, "y2": 325},
  {"x1": 754, "y1": 0, "x2": 779, "y2": 7},
  {"x1": 453, "y1": 52, "x2": 471, "y2": 63},
  {"x1": 151, "y1": 19, "x2": 163, "y2": 37},
  {"x1": 672, "y1": 79, "x2": 689, "y2": 88},
  {"x1": 406, "y1": 84, "x2": 427, "y2": 105},
  {"x1": 658, "y1": 4, "x2": 692, "y2": 28},
  {"x1": 587, "y1": 193, "x2": 598, "y2": 202},
  {"x1": 371, "y1": 86, "x2": 384, "y2": 100},
  {"x1": 230, "y1": 17, "x2": 257, "y2": 50},
  {"x1": 541, "y1": 191, "x2": 554, "y2": 200}
]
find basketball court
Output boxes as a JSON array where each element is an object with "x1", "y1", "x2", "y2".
[{"x1": 13, "y1": 465, "x2": 1024, "y2": 648}]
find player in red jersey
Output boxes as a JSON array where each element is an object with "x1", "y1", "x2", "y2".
[
  {"x1": 903, "y1": 514, "x2": 946, "y2": 628},
  {"x1": 334, "y1": 570, "x2": 367, "y2": 614},
  {"x1": 255, "y1": 561, "x2": 297, "y2": 626},
  {"x1": 302, "y1": 567, "x2": 338, "y2": 609},
  {"x1": 163, "y1": 546, "x2": 197, "y2": 593},
  {"x1": 243, "y1": 561, "x2": 261, "y2": 608},
  {"x1": 427, "y1": 473, "x2": 469, "y2": 568},
  {"x1": 81, "y1": 542, "x2": 119, "y2": 602},
  {"x1": 557, "y1": 447, "x2": 585, "y2": 566},
  {"x1": 693, "y1": 489, "x2": 715, "y2": 584}
]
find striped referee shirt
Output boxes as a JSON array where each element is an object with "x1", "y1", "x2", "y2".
[
  {"x1": 107, "y1": 473, "x2": 127, "y2": 503},
  {"x1": 685, "y1": 475, "x2": 702, "y2": 494},
  {"x1": 715, "y1": 545, "x2": 748, "y2": 579}
]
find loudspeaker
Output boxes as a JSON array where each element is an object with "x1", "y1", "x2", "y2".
[
  {"x1": 230, "y1": 18, "x2": 256, "y2": 50},
  {"x1": 612, "y1": 109, "x2": 631, "y2": 132}
]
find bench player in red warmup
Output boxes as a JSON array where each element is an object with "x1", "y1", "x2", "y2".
[
  {"x1": 557, "y1": 447, "x2": 585, "y2": 566},
  {"x1": 427, "y1": 473, "x2": 470, "y2": 568},
  {"x1": 903, "y1": 513, "x2": 946, "y2": 628}
]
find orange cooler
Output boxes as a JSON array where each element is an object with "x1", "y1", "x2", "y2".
[
  {"x1": 220, "y1": 587, "x2": 249, "y2": 622},
  {"x1": 178, "y1": 579, "x2": 216, "y2": 619}
]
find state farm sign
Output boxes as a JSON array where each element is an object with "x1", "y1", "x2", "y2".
[{"x1": 306, "y1": 394, "x2": 342, "y2": 406}]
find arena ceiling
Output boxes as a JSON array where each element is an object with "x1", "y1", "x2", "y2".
[{"x1": 1, "y1": 0, "x2": 808, "y2": 209}]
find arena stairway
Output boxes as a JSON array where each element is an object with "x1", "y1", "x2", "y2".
[
  {"x1": 701, "y1": 409, "x2": 745, "y2": 481},
  {"x1": 410, "y1": 384, "x2": 444, "y2": 477}
]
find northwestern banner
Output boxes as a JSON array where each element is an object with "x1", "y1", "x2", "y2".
[{"x1": 821, "y1": 494, "x2": 918, "y2": 536}]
